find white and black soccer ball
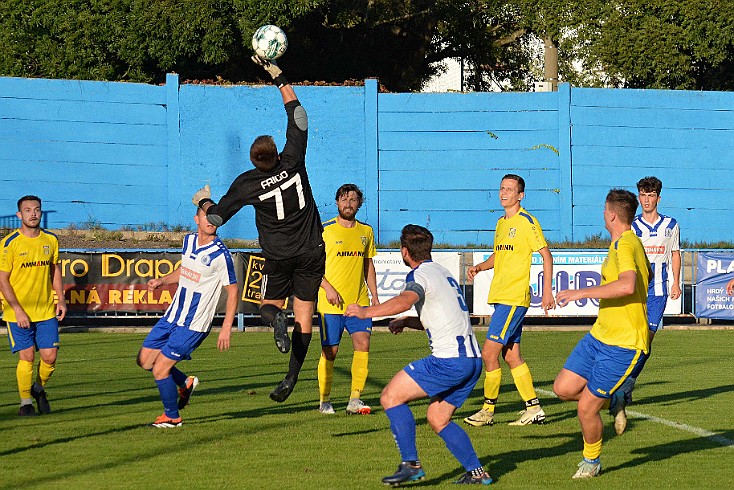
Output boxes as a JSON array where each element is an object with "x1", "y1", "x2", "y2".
[{"x1": 252, "y1": 25, "x2": 288, "y2": 60}]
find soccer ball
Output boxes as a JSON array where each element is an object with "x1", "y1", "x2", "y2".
[{"x1": 252, "y1": 25, "x2": 288, "y2": 60}]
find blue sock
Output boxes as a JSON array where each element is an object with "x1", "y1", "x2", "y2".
[
  {"x1": 155, "y1": 376, "x2": 180, "y2": 419},
  {"x1": 170, "y1": 366, "x2": 188, "y2": 387},
  {"x1": 438, "y1": 422, "x2": 482, "y2": 471},
  {"x1": 385, "y1": 404, "x2": 418, "y2": 462}
]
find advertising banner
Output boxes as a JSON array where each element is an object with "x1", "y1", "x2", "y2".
[
  {"x1": 58, "y1": 251, "x2": 254, "y2": 315},
  {"x1": 695, "y1": 251, "x2": 734, "y2": 319},
  {"x1": 472, "y1": 250, "x2": 683, "y2": 317},
  {"x1": 372, "y1": 251, "x2": 461, "y2": 317}
]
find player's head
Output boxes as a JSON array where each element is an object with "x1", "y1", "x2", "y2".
[
  {"x1": 499, "y1": 174, "x2": 525, "y2": 209},
  {"x1": 335, "y1": 184, "x2": 363, "y2": 221},
  {"x1": 194, "y1": 204, "x2": 217, "y2": 237},
  {"x1": 16, "y1": 195, "x2": 42, "y2": 229},
  {"x1": 637, "y1": 176, "x2": 662, "y2": 195},
  {"x1": 400, "y1": 224, "x2": 433, "y2": 264},
  {"x1": 636, "y1": 176, "x2": 662, "y2": 214},
  {"x1": 250, "y1": 135, "x2": 279, "y2": 171},
  {"x1": 605, "y1": 189, "x2": 638, "y2": 227}
]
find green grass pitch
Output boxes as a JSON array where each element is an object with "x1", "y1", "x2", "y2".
[{"x1": 1, "y1": 330, "x2": 732, "y2": 488}]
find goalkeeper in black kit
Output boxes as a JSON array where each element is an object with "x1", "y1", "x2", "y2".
[{"x1": 194, "y1": 56, "x2": 325, "y2": 403}]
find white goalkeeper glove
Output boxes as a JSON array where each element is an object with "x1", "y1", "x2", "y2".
[
  {"x1": 252, "y1": 55, "x2": 286, "y2": 85},
  {"x1": 191, "y1": 185, "x2": 211, "y2": 207}
]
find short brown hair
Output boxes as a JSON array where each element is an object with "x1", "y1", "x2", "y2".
[
  {"x1": 17, "y1": 195, "x2": 42, "y2": 211},
  {"x1": 636, "y1": 176, "x2": 662, "y2": 195},
  {"x1": 335, "y1": 184, "x2": 364, "y2": 205},
  {"x1": 250, "y1": 135, "x2": 278, "y2": 171},
  {"x1": 501, "y1": 174, "x2": 525, "y2": 193},
  {"x1": 606, "y1": 189, "x2": 638, "y2": 224},
  {"x1": 400, "y1": 224, "x2": 433, "y2": 262}
]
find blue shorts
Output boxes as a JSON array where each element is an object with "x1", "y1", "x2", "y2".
[
  {"x1": 486, "y1": 304, "x2": 528, "y2": 345},
  {"x1": 142, "y1": 318, "x2": 209, "y2": 362},
  {"x1": 404, "y1": 355, "x2": 482, "y2": 408},
  {"x1": 647, "y1": 294, "x2": 667, "y2": 332},
  {"x1": 564, "y1": 333, "x2": 642, "y2": 399},
  {"x1": 318, "y1": 313, "x2": 372, "y2": 346},
  {"x1": 6, "y1": 317, "x2": 60, "y2": 353}
]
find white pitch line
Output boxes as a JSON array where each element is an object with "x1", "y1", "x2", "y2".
[{"x1": 536, "y1": 388, "x2": 734, "y2": 449}]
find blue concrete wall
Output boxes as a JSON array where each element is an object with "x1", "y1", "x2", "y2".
[{"x1": 2, "y1": 75, "x2": 733, "y2": 244}]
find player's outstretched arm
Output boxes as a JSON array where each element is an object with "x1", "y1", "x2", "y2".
[
  {"x1": 217, "y1": 283, "x2": 239, "y2": 351},
  {"x1": 148, "y1": 268, "x2": 181, "y2": 291},
  {"x1": 252, "y1": 55, "x2": 296, "y2": 104},
  {"x1": 556, "y1": 270, "x2": 636, "y2": 307},
  {"x1": 467, "y1": 253, "x2": 495, "y2": 281},
  {"x1": 726, "y1": 277, "x2": 734, "y2": 296},
  {"x1": 539, "y1": 247, "x2": 556, "y2": 314},
  {"x1": 345, "y1": 290, "x2": 419, "y2": 319},
  {"x1": 388, "y1": 316, "x2": 423, "y2": 335}
]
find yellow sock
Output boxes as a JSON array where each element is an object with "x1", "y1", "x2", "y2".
[
  {"x1": 17, "y1": 359, "x2": 34, "y2": 399},
  {"x1": 350, "y1": 351, "x2": 369, "y2": 400},
  {"x1": 583, "y1": 437, "x2": 603, "y2": 460},
  {"x1": 511, "y1": 362, "x2": 539, "y2": 406},
  {"x1": 481, "y1": 368, "x2": 502, "y2": 413},
  {"x1": 38, "y1": 360, "x2": 56, "y2": 387},
  {"x1": 317, "y1": 355, "x2": 334, "y2": 403}
]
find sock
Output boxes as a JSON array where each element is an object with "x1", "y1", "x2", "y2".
[
  {"x1": 17, "y1": 359, "x2": 34, "y2": 400},
  {"x1": 481, "y1": 368, "x2": 502, "y2": 412},
  {"x1": 286, "y1": 327, "x2": 312, "y2": 380},
  {"x1": 155, "y1": 376, "x2": 180, "y2": 419},
  {"x1": 438, "y1": 421, "x2": 482, "y2": 471},
  {"x1": 511, "y1": 362, "x2": 539, "y2": 406},
  {"x1": 385, "y1": 404, "x2": 418, "y2": 462},
  {"x1": 170, "y1": 366, "x2": 188, "y2": 387},
  {"x1": 583, "y1": 436, "x2": 603, "y2": 461},
  {"x1": 37, "y1": 359, "x2": 55, "y2": 387},
  {"x1": 350, "y1": 350, "x2": 369, "y2": 400},
  {"x1": 318, "y1": 355, "x2": 334, "y2": 403},
  {"x1": 259, "y1": 304, "x2": 281, "y2": 326}
]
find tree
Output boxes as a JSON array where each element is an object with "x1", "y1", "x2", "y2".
[
  {"x1": 563, "y1": 0, "x2": 734, "y2": 90},
  {"x1": 0, "y1": 0, "x2": 535, "y2": 91}
]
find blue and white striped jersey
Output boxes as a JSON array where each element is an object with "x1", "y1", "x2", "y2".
[
  {"x1": 632, "y1": 214, "x2": 680, "y2": 297},
  {"x1": 403, "y1": 261, "x2": 480, "y2": 359},
  {"x1": 162, "y1": 233, "x2": 237, "y2": 332}
]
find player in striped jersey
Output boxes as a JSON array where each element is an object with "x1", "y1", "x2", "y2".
[
  {"x1": 1, "y1": 195, "x2": 67, "y2": 416},
  {"x1": 610, "y1": 176, "x2": 681, "y2": 434},
  {"x1": 137, "y1": 196, "x2": 238, "y2": 428},
  {"x1": 345, "y1": 225, "x2": 492, "y2": 486}
]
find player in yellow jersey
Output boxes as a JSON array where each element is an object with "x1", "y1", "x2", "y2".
[
  {"x1": 317, "y1": 184, "x2": 379, "y2": 415},
  {"x1": 554, "y1": 189, "x2": 650, "y2": 479},
  {"x1": 464, "y1": 174, "x2": 555, "y2": 427},
  {"x1": 0, "y1": 196, "x2": 67, "y2": 416}
]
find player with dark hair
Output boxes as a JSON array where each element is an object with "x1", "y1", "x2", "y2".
[
  {"x1": 464, "y1": 174, "x2": 555, "y2": 428},
  {"x1": 345, "y1": 224, "x2": 492, "y2": 486},
  {"x1": 137, "y1": 195, "x2": 238, "y2": 428},
  {"x1": 1, "y1": 195, "x2": 67, "y2": 416},
  {"x1": 609, "y1": 176, "x2": 681, "y2": 434},
  {"x1": 317, "y1": 184, "x2": 379, "y2": 415},
  {"x1": 554, "y1": 189, "x2": 650, "y2": 478},
  {"x1": 194, "y1": 56, "x2": 325, "y2": 403}
]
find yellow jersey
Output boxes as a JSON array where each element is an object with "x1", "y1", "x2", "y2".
[
  {"x1": 590, "y1": 230, "x2": 650, "y2": 353},
  {"x1": 488, "y1": 207, "x2": 548, "y2": 307},
  {"x1": 0, "y1": 229, "x2": 60, "y2": 323},
  {"x1": 318, "y1": 218, "x2": 376, "y2": 314}
]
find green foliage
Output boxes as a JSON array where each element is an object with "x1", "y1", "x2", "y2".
[
  {"x1": 562, "y1": 0, "x2": 734, "y2": 90},
  {"x1": 0, "y1": 331, "x2": 732, "y2": 487}
]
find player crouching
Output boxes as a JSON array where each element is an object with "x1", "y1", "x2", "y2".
[{"x1": 136, "y1": 192, "x2": 238, "y2": 427}]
